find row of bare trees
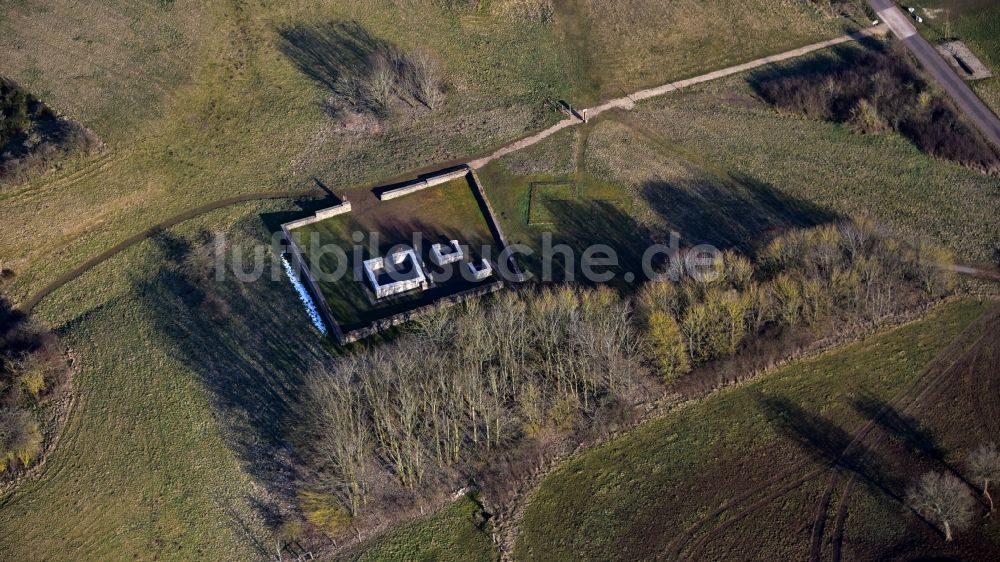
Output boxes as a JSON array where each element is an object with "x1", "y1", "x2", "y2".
[
  {"x1": 300, "y1": 287, "x2": 645, "y2": 524},
  {"x1": 297, "y1": 219, "x2": 958, "y2": 531}
]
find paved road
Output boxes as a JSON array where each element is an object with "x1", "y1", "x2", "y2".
[
  {"x1": 468, "y1": 26, "x2": 888, "y2": 169},
  {"x1": 870, "y1": 0, "x2": 1000, "y2": 149}
]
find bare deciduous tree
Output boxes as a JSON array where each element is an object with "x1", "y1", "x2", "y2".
[
  {"x1": 304, "y1": 369, "x2": 372, "y2": 516},
  {"x1": 968, "y1": 442, "x2": 1000, "y2": 514},
  {"x1": 362, "y1": 52, "x2": 395, "y2": 114},
  {"x1": 906, "y1": 472, "x2": 976, "y2": 541},
  {"x1": 409, "y1": 48, "x2": 445, "y2": 110}
]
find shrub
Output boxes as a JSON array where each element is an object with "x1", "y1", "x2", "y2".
[
  {"x1": 644, "y1": 311, "x2": 690, "y2": 382},
  {"x1": 847, "y1": 98, "x2": 889, "y2": 134},
  {"x1": 0, "y1": 407, "x2": 42, "y2": 473},
  {"x1": 770, "y1": 273, "x2": 803, "y2": 326},
  {"x1": 637, "y1": 281, "x2": 686, "y2": 321},
  {"x1": 298, "y1": 490, "x2": 353, "y2": 536},
  {"x1": 548, "y1": 392, "x2": 579, "y2": 431},
  {"x1": 519, "y1": 381, "x2": 546, "y2": 437},
  {"x1": 721, "y1": 251, "x2": 754, "y2": 291}
]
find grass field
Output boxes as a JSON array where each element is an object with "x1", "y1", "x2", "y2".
[
  {"x1": 481, "y1": 49, "x2": 1000, "y2": 266},
  {"x1": 527, "y1": 181, "x2": 577, "y2": 224},
  {"x1": 0, "y1": 1, "x2": 992, "y2": 560},
  {"x1": 626, "y1": 72, "x2": 1000, "y2": 264},
  {"x1": 0, "y1": 199, "x2": 336, "y2": 561},
  {"x1": 290, "y1": 176, "x2": 499, "y2": 331},
  {"x1": 0, "y1": 0, "x2": 849, "y2": 311},
  {"x1": 549, "y1": 0, "x2": 855, "y2": 105},
  {"x1": 344, "y1": 495, "x2": 497, "y2": 562},
  {"x1": 515, "y1": 298, "x2": 997, "y2": 561}
]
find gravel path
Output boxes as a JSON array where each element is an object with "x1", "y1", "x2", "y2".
[{"x1": 468, "y1": 26, "x2": 888, "y2": 169}]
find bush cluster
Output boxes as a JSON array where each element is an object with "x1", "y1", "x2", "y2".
[
  {"x1": 0, "y1": 296, "x2": 68, "y2": 475},
  {"x1": 638, "y1": 218, "x2": 956, "y2": 382},
  {"x1": 0, "y1": 78, "x2": 99, "y2": 187},
  {"x1": 751, "y1": 43, "x2": 1000, "y2": 172}
]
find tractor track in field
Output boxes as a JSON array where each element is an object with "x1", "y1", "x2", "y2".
[
  {"x1": 815, "y1": 306, "x2": 1000, "y2": 561},
  {"x1": 680, "y1": 465, "x2": 831, "y2": 561},
  {"x1": 967, "y1": 338, "x2": 1000, "y2": 436},
  {"x1": 662, "y1": 458, "x2": 816, "y2": 559},
  {"x1": 808, "y1": 351, "x2": 955, "y2": 561},
  {"x1": 829, "y1": 476, "x2": 857, "y2": 562},
  {"x1": 667, "y1": 304, "x2": 998, "y2": 562},
  {"x1": 2, "y1": 150, "x2": 130, "y2": 205},
  {"x1": 21, "y1": 188, "x2": 325, "y2": 314}
]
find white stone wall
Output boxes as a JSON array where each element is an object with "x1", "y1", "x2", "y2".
[
  {"x1": 430, "y1": 240, "x2": 463, "y2": 266},
  {"x1": 379, "y1": 168, "x2": 469, "y2": 201},
  {"x1": 466, "y1": 259, "x2": 493, "y2": 280},
  {"x1": 282, "y1": 201, "x2": 352, "y2": 231},
  {"x1": 364, "y1": 249, "x2": 428, "y2": 299}
]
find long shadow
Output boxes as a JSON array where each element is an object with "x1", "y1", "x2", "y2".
[
  {"x1": 532, "y1": 198, "x2": 654, "y2": 288},
  {"x1": 277, "y1": 20, "x2": 390, "y2": 94},
  {"x1": 639, "y1": 173, "x2": 840, "y2": 255},
  {"x1": 757, "y1": 395, "x2": 907, "y2": 502},
  {"x1": 137, "y1": 225, "x2": 335, "y2": 518},
  {"x1": 850, "y1": 395, "x2": 978, "y2": 489},
  {"x1": 852, "y1": 395, "x2": 944, "y2": 460}
]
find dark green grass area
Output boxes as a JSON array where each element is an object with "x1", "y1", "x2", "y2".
[
  {"x1": 290, "y1": 177, "x2": 500, "y2": 331},
  {"x1": 527, "y1": 181, "x2": 577, "y2": 224},
  {"x1": 478, "y1": 165, "x2": 646, "y2": 285},
  {"x1": 346, "y1": 495, "x2": 497, "y2": 562},
  {"x1": 515, "y1": 298, "x2": 992, "y2": 562}
]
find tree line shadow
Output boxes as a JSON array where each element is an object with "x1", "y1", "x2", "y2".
[
  {"x1": 756, "y1": 392, "x2": 981, "y2": 541},
  {"x1": 135, "y1": 224, "x2": 336, "y2": 529},
  {"x1": 639, "y1": 172, "x2": 841, "y2": 255},
  {"x1": 757, "y1": 395, "x2": 907, "y2": 502}
]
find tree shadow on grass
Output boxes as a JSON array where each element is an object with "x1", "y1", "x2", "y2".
[
  {"x1": 137, "y1": 226, "x2": 335, "y2": 525},
  {"x1": 277, "y1": 20, "x2": 389, "y2": 94},
  {"x1": 640, "y1": 173, "x2": 841, "y2": 255},
  {"x1": 757, "y1": 395, "x2": 907, "y2": 502},
  {"x1": 530, "y1": 199, "x2": 655, "y2": 288},
  {"x1": 850, "y1": 395, "x2": 981, "y2": 492}
]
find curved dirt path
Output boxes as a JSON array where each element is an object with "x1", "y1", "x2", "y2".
[
  {"x1": 22, "y1": 188, "x2": 324, "y2": 313},
  {"x1": 468, "y1": 26, "x2": 887, "y2": 170}
]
